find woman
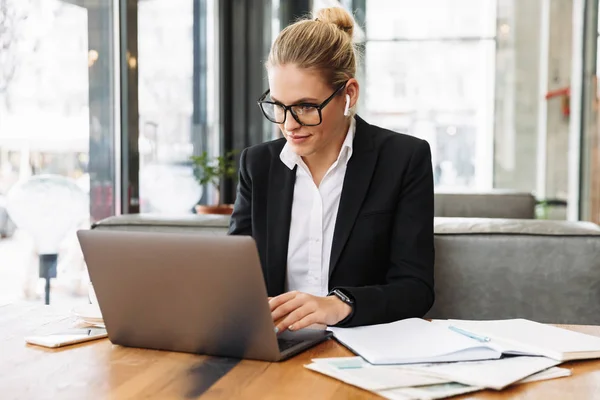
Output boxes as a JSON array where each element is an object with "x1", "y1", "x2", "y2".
[{"x1": 229, "y1": 7, "x2": 434, "y2": 332}]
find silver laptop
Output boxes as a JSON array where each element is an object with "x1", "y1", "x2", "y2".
[{"x1": 77, "y1": 229, "x2": 332, "y2": 361}]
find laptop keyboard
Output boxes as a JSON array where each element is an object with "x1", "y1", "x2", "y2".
[{"x1": 278, "y1": 337, "x2": 303, "y2": 352}]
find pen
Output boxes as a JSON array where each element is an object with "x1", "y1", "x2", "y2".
[{"x1": 448, "y1": 325, "x2": 491, "y2": 342}]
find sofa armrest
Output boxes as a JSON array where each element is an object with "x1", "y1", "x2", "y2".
[
  {"x1": 435, "y1": 190, "x2": 536, "y2": 219},
  {"x1": 428, "y1": 217, "x2": 600, "y2": 324}
]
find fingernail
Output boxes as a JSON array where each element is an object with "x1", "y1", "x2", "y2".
[
  {"x1": 274, "y1": 327, "x2": 279, "y2": 334},
  {"x1": 289, "y1": 325, "x2": 294, "y2": 331}
]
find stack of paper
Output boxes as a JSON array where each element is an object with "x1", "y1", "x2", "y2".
[
  {"x1": 305, "y1": 356, "x2": 571, "y2": 400},
  {"x1": 311, "y1": 317, "x2": 600, "y2": 399},
  {"x1": 308, "y1": 357, "x2": 448, "y2": 391},
  {"x1": 394, "y1": 356, "x2": 560, "y2": 390},
  {"x1": 71, "y1": 304, "x2": 105, "y2": 328}
]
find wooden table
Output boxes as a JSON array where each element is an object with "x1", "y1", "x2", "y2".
[{"x1": 3, "y1": 303, "x2": 600, "y2": 400}]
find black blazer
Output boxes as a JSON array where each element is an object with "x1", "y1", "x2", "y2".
[{"x1": 228, "y1": 115, "x2": 434, "y2": 327}]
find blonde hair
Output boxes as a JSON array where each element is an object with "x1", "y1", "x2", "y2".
[{"x1": 267, "y1": 7, "x2": 359, "y2": 89}]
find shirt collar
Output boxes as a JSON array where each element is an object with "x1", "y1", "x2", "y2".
[{"x1": 279, "y1": 117, "x2": 356, "y2": 170}]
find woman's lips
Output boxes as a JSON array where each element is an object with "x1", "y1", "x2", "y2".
[{"x1": 288, "y1": 134, "x2": 310, "y2": 144}]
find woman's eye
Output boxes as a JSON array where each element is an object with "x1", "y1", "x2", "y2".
[{"x1": 292, "y1": 105, "x2": 316, "y2": 115}]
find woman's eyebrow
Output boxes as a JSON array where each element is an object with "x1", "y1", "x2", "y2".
[{"x1": 270, "y1": 95, "x2": 320, "y2": 104}]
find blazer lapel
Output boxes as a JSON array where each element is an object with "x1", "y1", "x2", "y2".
[
  {"x1": 329, "y1": 116, "x2": 377, "y2": 277},
  {"x1": 265, "y1": 154, "x2": 296, "y2": 296}
]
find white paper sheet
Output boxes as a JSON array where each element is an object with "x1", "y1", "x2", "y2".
[{"x1": 395, "y1": 356, "x2": 560, "y2": 390}]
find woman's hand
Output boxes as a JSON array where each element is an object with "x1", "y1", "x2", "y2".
[{"x1": 269, "y1": 291, "x2": 352, "y2": 333}]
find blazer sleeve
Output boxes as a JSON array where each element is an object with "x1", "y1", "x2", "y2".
[
  {"x1": 334, "y1": 139, "x2": 435, "y2": 327},
  {"x1": 228, "y1": 148, "x2": 253, "y2": 236}
]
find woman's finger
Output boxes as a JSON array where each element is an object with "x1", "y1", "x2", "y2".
[
  {"x1": 275, "y1": 304, "x2": 314, "y2": 333},
  {"x1": 287, "y1": 312, "x2": 321, "y2": 332},
  {"x1": 271, "y1": 296, "x2": 303, "y2": 321},
  {"x1": 268, "y1": 291, "x2": 297, "y2": 311}
]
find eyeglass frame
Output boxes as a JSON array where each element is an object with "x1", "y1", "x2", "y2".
[{"x1": 257, "y1": 80, "x2": 348, "y2": 127}]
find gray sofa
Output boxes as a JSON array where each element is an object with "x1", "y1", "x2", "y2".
[
  {"x1": 93, "y1": 214, "x2": 600, "y2": 325},
  {"x1": 434, "y1": 190, "x2": 536, "y2": 219},
  {"x1": 428, "y1": 218, "x2": 600, "y2": 324}
]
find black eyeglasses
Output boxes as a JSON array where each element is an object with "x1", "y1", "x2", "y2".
[{"x1": 257, "y1": 81, "x2": 348, "y2": 127}]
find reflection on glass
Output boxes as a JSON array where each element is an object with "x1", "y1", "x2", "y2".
[
  {"x1": 138, "y1": 0, "x2": 199, "y2": 213},
  {"x1": 140, "y1": 164, "x2": 202, "y2": 215},
  {"x1": 0, "y1": 1, "x2": 91, "y2": 191},
  {"x1": 6, "y1": 175, "x2": 89, "y2": 304},
  {"x1": 366, "y1": 0, "x2": 496, "y2": 40},
  {"x1": 6, "y1": 175, "x2": 89, "y2": 254},
  {"x1": 365, "y1": 41, "x2": 494, "y2": 189},
  {"x1": 0, "y1": 0, "x2": 116, "y2": 304}
]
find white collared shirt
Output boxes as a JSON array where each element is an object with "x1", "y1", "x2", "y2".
[{"x1": 279, "y1": 119, "x2": 356, "y2": 297}]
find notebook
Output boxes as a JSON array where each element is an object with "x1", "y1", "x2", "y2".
[
  {"x1": 328, "y1": 318, "x2": 503, "y2": 365},
  {"x1": 442, "y1": 318, "x2": 600, "y2": 362},
  {"x1": 329, "y1": 318, "x2": 600, "y2": 365}
]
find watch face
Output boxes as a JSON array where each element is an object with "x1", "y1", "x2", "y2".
[{"x1": 334, "y1": 289, "x2": 353, "y2": 304}]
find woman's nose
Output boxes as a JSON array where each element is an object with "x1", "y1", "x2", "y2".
[{"x1": 283, "y1": 110, "x2": 301, "y2": 131}]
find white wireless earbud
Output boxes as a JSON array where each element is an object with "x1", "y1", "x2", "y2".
[{"x1": 343, "y1": 94, "x2": 351, "y2": 116}]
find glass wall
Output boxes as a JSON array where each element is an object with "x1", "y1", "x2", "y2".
[
  {"x1": 583, "y1": 0, "x2": 600, "y2": 223},
  {"x1": 137, "y1": 0, "x2": 217, "y2": 214},
  {"x1": 363, "y1": 0, "x2": 496, "y2": 190},
  {"x1": 344, "y1": 0, "x2": 574, "y2": 201},
  {"x1": 0, "y1": 0, "x2": 117, "y2": 304},
  {"x1": 594, "y1": 5, "x2": 600, "y2": 223}
]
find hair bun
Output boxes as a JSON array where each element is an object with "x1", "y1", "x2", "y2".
[{"x1": 314, "y1": 7, "x2": 354, "y2": 37}]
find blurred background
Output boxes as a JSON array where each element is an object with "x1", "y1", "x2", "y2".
[{"x1": 0, "y1": 0, "x2": 599, "y2": 305}]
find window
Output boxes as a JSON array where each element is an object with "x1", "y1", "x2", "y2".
[
  {"x1": 0, "y1": 0, "x2": 117, "y2": 304},
  {"x1": 363, "y1": 0, "x2": 496, "y2": 190},
  {"x1": 137, "y1": 0, "x2": 217, "y2": 213}
]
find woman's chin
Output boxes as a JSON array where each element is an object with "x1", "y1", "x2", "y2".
[
  {"x1": 291, "y1": 147, "x2": 314, "y2": 158},
  {"x1": 287, "y1": 138, "x2": 314, "y2": 155}
]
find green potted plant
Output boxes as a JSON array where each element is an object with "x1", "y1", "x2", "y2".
[{"x1": 190, "y1": 150, "x2": 237, "y2": 215}]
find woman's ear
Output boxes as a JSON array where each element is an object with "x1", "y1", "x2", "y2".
[{"x1": 345, "y1": 78, "x2": 360, "y2": 110}]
